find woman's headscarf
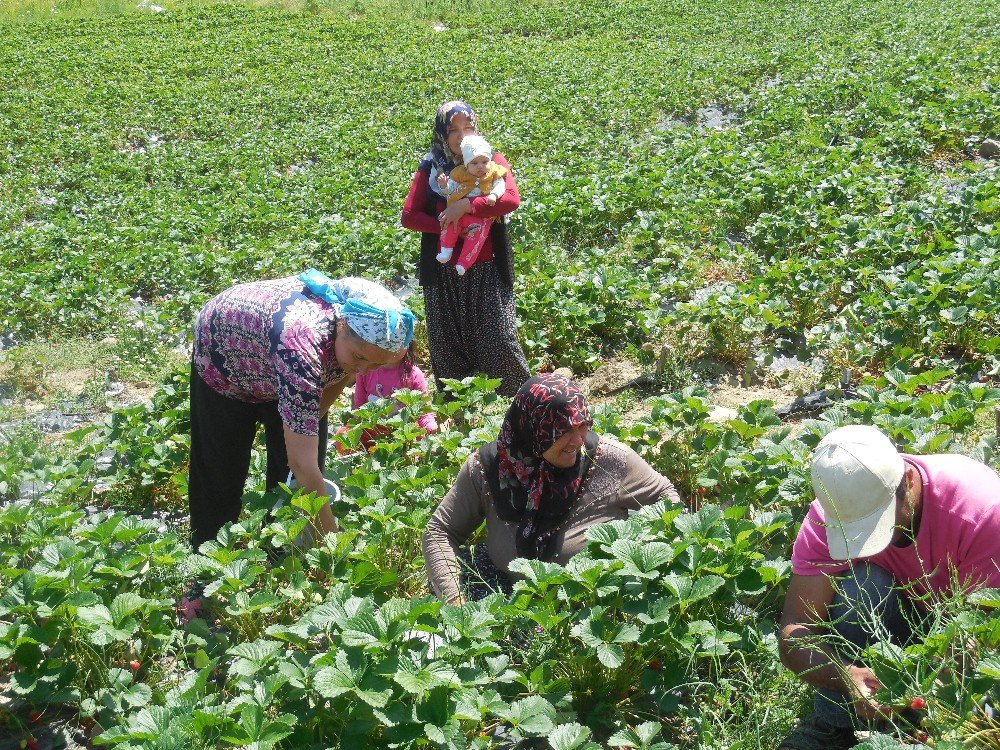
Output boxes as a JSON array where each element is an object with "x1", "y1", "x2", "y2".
[
  {"x1": 480, "y1": 374, "x2": 600, "y2": 560},
  {"x1": 299, "y1": 269, "x2": 415, "y2": 352},
  {"x1": 429, "y1": 100, "x2": 478, "y2": 174}
]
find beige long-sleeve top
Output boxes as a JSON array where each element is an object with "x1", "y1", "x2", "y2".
[{"x1": 423, "y1": 436, "x2": 681, "y2": 603}]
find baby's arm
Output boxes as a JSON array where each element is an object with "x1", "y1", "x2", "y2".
[
  {"x1": 486, "y1": 177, "x2": 506, "y2": 205},
  {"x1": 429, "y1": 164, "x2": 449, "y2": 196}
]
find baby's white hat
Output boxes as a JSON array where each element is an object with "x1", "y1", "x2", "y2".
[{"x1": 460, "y1": 135, "x2": 492, "y2": 165}]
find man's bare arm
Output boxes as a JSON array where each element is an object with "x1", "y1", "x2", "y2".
[{"x1": 779, "y1": 573, "x2": 885, "y2": 721}]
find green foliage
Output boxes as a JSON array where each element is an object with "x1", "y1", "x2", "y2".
[{"x1": 1, "y1": 0, "x2": 1000, "y2": 745}]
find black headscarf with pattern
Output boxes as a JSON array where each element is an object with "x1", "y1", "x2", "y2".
[
  {"x1": 430, "y1": 100, "x2": 478, "y2": 174},
  {"x1": 479, "y1": 374, "x2": 599, "y2": 560}
]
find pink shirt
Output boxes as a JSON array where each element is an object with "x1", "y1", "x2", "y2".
[
  {"x1": 353, "y1": 363, "x2": 438, "y2": 433},
  {"x1": 791, "y1": 454, "x2": 1000, "y2": 596}
]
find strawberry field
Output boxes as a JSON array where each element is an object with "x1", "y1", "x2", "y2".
[{"x1": 1, "y1": 0, "x2": 1000, "y2": 747}]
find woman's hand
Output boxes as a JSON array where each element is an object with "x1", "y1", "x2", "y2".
[
  {"x1": 438, "y1": 198, "x2": 471, "y2": 232},
  {"x1": 284, "y1": 426, "x2": 339, "y2": 536}
]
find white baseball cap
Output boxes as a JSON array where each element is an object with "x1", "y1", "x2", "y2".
[{"x1": 811, "y1": 425, "x2": 905, "y2": 560}]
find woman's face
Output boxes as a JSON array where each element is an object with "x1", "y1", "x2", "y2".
[
  {"x1": 335, "y1": 323, "x2": 397, "y2": 375},
  {"x1": 541, "y1": 423, "x2": 589, "y2": 469},
  {"x1": 447, "y1": 114, "x2": 477, "y2": 159}
]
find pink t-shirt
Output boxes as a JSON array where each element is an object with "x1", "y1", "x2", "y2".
[
  {"x1": 353, "y1": 363, "x2": 438, "y2": 433},
  {"x1": 791, "y1": 454, "x2": 1000, "y2": 596}
]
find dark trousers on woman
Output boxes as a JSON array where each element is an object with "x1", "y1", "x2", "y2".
[
  {"x1": 187, "y1": 365, "x2": 327, "y2": 550},
  {"x1": 424, "y1": 261, "x2": 531, "y2": 398}
]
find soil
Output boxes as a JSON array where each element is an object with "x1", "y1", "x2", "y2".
[
  {"x1": 710, "y1": 379, "x2": 799, "y2": 409},
  {"x1": 571, "y1": 356, "x2": 807, "y2": 430},
  {"x1": 0, "y1": 681, "x2": 93, "y2": 749},
  {"x1": 577, "y1": 360, "x2": 644, "y2": 397}
]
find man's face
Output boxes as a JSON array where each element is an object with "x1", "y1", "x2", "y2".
[{"x1": 889, "y1": 468, "x2": 916, "y2": 546}]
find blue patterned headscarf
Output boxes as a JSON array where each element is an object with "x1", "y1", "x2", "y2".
[
  {"x1": 299, "y1": 270, "x2": 415, "y2": 352},
  {"x1": 430, "y1": 100, "x2": 478, "y2": 173}
]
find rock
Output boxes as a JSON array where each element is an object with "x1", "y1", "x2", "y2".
[
  {"x1": 19, "y1": 480, "x2": 54, "y2": 501},
  {"x1": 708, "y1": 406, "x2": 738, "y2": 423},
  {"x1": 774, "y1": 388, "x2": 859, "y2": 419},
  {"x1": 389, "y1": 275, "x2": 419, "y2": 302},
  {"x1": 581, "y1": 360, "x2": 643, "y2": 396},
  {"x1": 95, "y1": 449, "x2": 116, "y2": 472},
  {"x1": 696, "y1": 104, "x2": 738, "y2": 132},
  {"x1": 552, "y1": 367, "x2": 574, "y2": 379},
  {"x1": 980, "y1": 138, "x2": 1000, "y2": 159},
  {"x1": 35, "y1": 410, "x2": 83, "y2": 433}
]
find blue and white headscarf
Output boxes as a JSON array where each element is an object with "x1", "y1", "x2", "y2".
[{"x1": 299, "y1": 269, "x2": 415, "y2": 352}]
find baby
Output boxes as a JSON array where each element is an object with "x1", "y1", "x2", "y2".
[{"x1": 434, "y1": 134, "x2": 508, "y2": 276}]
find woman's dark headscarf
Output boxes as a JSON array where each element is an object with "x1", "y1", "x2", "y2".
[
  {"x1": 430, "y1": 100, "x2": 478, "y2": 174},
  {"x1": 480, "y1": 374, "x2": 599, "y2": 560}
]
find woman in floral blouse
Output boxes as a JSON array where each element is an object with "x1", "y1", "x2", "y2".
[{"x1": 187, "y1": 270, "x2": 415, "y2": 550}]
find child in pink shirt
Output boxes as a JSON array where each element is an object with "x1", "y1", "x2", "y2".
[{"x1": 336, "y1": 344, "x2": 438, "y2": 452}]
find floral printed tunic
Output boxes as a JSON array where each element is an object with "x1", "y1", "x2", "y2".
[{"x1": 192, "y1": 276, "x2": 345, "y2": 435}]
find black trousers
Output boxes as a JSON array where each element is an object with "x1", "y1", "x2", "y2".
[{"x1": 187, "y1": 365, "x2": 328, "y2": 549}]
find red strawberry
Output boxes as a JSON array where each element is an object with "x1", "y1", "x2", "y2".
[
  {"x1": 101, "y1": 501, "x2": 110, "y2": 510},
  {"x1": 128, "y1": 660, "x2": 141, "y2": 672},
  {"x1": 26, "y1": 739, "x2": 39, "y2": 750},
  {"x1": 917, "y1": 731, "x2": 928, "y2": 743},
  {"x1": 648, "y1": 658, "x2": 661, "y2": 671},
  {"x1": 28, "y1": 710, "x2": 41, "y2": 723},
  {"x1": 910, "y1": 696, "x2": 927, "y2": 711}
]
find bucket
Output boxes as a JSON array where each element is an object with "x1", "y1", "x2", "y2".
[{"x1": 273, "y1": 472, "x2": 342, "y2": 549}]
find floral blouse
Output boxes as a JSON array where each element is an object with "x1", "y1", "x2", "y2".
[{"x1": 192, "y1": 276, "x2": 345, "y2": 435}]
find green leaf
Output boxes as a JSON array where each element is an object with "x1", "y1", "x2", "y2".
[
  {"x1": 291, "y1": 489, "x2": 331, "y2": 517},
  {"x1": 661, "y1": 574, "x2": 724, "y2": 604},
  {"x1": 968, "y1": 588, "x2": 1000, "y2": 608},
  {"x1": 976, "y1": 654, "x2": 1000, "y2": 679},
  {"x1": 503, "y1": 695, "x2": 556, "y2": 736},
  {"x1": 940, "y1": 306, "x2": 968, "y2": 324},
  {"x1": 313, "y1": 661, "x2": 355, "y2": 700},
  {"x1": 110, "y1": 592, "x2": 147, "y2": 624},
  {"x1": 548, "y1": 722, "x2": 600, "y2": 750},
  {"x1": 596, "y1": 642, "x2": 626, "y2": 669},
  {"x1": 394, "y1": 661, "x2": 459, "y2": 695}
]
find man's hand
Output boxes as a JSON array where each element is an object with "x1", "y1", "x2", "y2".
[{"x1": 844, "y1": 665, "x2": 886, "y2": 721}]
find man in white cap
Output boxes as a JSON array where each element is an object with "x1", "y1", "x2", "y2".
[{"x1": 777, "y1": 424, "x2": 1000, "y2": 750}]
